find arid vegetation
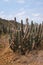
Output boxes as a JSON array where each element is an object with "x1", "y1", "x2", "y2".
[
  {"x1": 0, "y1": 18, "x2": 43, "y2": 55},
  {"x1": 0, "y1": 18, "x2": 43, "y2": 65},
  {"x1": 9, "y1": 18, "x2": 43, "y2": 55}
]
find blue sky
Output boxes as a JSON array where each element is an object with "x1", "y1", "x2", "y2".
[{"x1": 0, "y1": 0, "x2": 43, "y2": 23}]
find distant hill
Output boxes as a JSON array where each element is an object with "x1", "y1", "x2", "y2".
[
  {"x1": 0, "y1": 18, "x2": 20, "y2": 29},
  {"x1": 0, "y1": 18, "x2": 22, "y2": 35}
]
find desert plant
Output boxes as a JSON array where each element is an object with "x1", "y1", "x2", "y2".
[{"x1": 9, "y1": 18, "x2": 43, "y2": 55}]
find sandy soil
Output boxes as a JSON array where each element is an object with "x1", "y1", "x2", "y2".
[{"x1": 0, "y1": 35, "x2": 43, "y2": 65}]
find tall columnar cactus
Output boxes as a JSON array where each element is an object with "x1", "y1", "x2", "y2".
[
  {"x1": 21, "y1": 20, "x2": 24, "y2": 37},
  {"x1": 41, "y1": 24, "x2": 43, "y2": 38},
  {"x1": 31, "y1": 21, "x2": 34, "y2": 32},
  {"x1": 24, "y1": 18, "x2": 29, "y2": 39},
  {"x1": 9, "y1": 18, "x2": 43, "y2": 55}
]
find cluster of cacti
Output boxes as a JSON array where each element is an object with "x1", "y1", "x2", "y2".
[{"x1": 9, "y1": 18, "x2": 43, "y2": 55}]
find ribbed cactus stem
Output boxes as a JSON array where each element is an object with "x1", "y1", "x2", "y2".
[{"x1": 20, "y1": 20, "x2": 24, "y2": 37}]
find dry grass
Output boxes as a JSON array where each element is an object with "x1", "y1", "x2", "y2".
[{"x1": 0, "y1": 35, "x2": 43, "y2": 65}]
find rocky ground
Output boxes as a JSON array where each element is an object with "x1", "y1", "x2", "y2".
[{"x1": 0, "y1": 35, "x2": 43, "y2": 65}]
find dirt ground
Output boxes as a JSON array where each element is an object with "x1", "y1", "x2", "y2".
[{"x1": 0, "y1": 35, "x2": 43, "y2": 65}]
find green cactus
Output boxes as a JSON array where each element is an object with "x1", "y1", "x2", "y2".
[{"x1": 9, "y1": 18, "x2": 43, "y2": 55}]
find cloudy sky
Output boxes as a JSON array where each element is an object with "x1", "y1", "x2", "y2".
[{"x1": 0, "y1": 0, "x2": 43, "y2": 23}]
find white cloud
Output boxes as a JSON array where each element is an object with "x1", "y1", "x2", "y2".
[
  {"x1": 0, "y1": 9, "x2": 30, "y2": 23},
  {"x1": 0, "y1": 10, "x2": 43, "y2": 24},
  {"x1": 15, "y1": 10, "x2": 26, "y2": 22},
  {"x1": 15, "y1": 9, "x2": 30, "y2": 23},
  {"x1": 7, "y1": 14, "x2": 14, "y2": 20},
  {"x1": 15, "y1": 11, "x2": 25, "y2": 17},
  {"x1": 31, "y1": 13, "x2": 43, "y2": 23},
  {"x1": 0, "y1": 11, "x2": 4, "y2": 14},
  {"x1": 0, "y1": 11, "x2": 12, "y2": 20},
  {"x1": 3, "y1": 0, "x2": 9, "y2": 2},
  {"x1": 32, "y1": 13, "x2": 40, "y2": 17},
  {"x1": 17, "y1": 0, "x2": 25, "y2": 4}
]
